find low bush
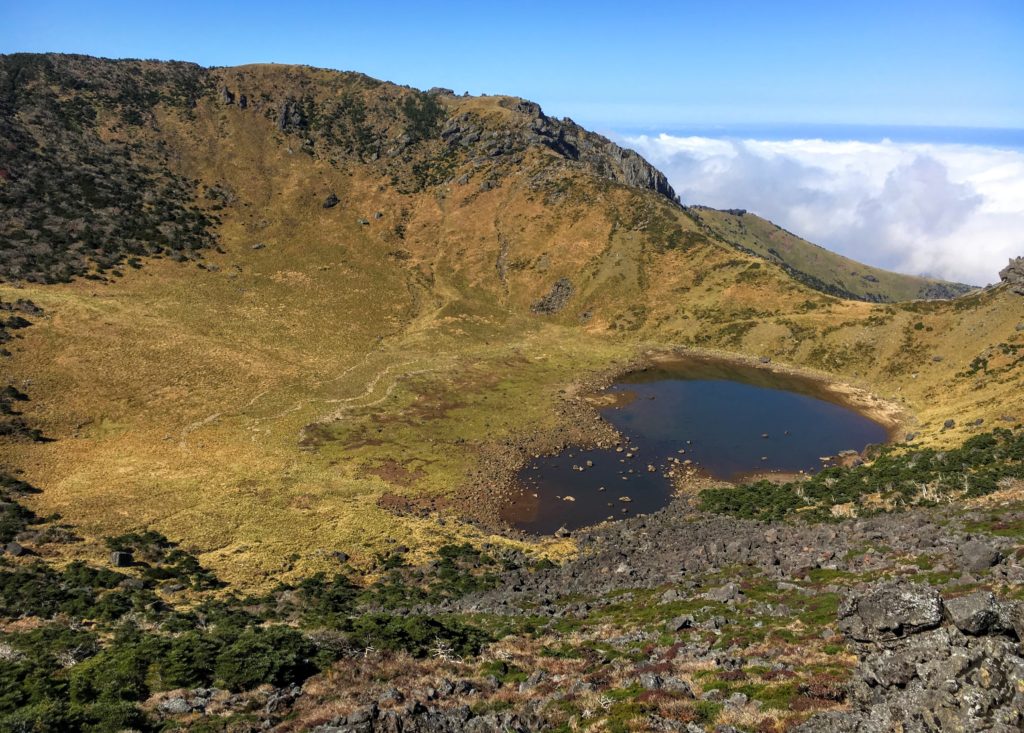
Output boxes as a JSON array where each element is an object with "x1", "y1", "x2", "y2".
[{"x1": 700, "y1": 428, "x2": 1024, "y2": 520}]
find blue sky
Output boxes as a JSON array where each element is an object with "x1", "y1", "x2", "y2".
[{"x1": 2, "y1": 0, "x2": 1022, "y2": 130}]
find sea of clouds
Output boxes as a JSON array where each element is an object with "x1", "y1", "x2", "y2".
[{"x1": 619, "y1": 133, "x2": 1024, "y2": 285}]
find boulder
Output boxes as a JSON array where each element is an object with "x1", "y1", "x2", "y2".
[
  {"x1": 110, "y1": 550, "x2": 133, "y2": 567},
  {"x1": 703, "y1": 581, "x2": 741, "y2": 602},
  {"x1": 661, "y1": 676, "x2": 695, "y2": 697},
  {"x1": 159, "y1": 697, "x2": 192, "y2": 715},
  {"x1": 666, "y1": 614, "x2": 694, "y2": 632},
  {"x1": 944, "y1": 591, "x2": 1002, "y2": 635},
  {"x1": 838, "y1": 581, "x2": 943, "y2": 642},
  {"x1": 639, "y1": 673, "x2": 662, "y2": 690},
  {"x1": 959, "y1": 539, "x2": 1002, "y2": 573},
  {"x1": 322, "y1": 193, "x2": 340, "y2": 209},
  {"x1": 518, "y1": 669, "x2": 546, "y2": 692},
  {"x1": 660, "y1": 588, "x2": 683, "y2": 603}
]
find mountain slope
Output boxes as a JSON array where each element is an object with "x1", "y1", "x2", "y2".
[
  {"x1": 0, "y1": 54, "x2": 1020, "y2": 587},
  {"x1": 689, "y1": 205, "x2": 976, "y2": 302},
  {"x1": 0, "y1": 52, "x2": 1023, "y2": 733}
]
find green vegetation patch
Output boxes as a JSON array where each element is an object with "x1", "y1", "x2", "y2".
[{"x1": 700, "y1": 428, "x2": 1024, "y2": 521}]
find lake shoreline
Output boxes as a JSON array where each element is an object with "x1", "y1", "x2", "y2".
[{"x1": 493, "y1": 347, "x2": 902, "y2": 536}]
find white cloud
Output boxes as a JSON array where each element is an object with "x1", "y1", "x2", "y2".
[{"x1": 620, "y1": 133, "x2": 1024, "y2": 285}]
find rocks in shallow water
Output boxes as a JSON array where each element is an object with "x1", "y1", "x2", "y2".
[{"x1": 837, "y1": 580, "x2": 943, "y2": 642}]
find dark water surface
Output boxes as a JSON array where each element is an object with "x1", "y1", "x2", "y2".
[{"x1": 502, "y1": 357, "x2": 890, "y2": 534}]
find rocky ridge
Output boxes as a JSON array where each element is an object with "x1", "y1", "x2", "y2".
[{"x1": 999, "y1": 256, "x2": 1024, "y2": 296}]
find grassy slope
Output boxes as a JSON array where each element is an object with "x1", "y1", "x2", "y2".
[
  {"x1": 691, "y1": 206, "x2": 974, "y2": 301},
  {"x1": 1, "y1": 64, "x2": 1021, "y2": 589}
]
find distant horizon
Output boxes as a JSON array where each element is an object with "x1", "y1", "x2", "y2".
[
  {"x1": 5, "y1": 48, "x2": 1024, "y2": 152},
  {"x1": 5, "y1": 49, "x2": 1024, "y2": 140},
  {"x1": 3, "y1": 1, "x2": 1022, "y2": 129}
]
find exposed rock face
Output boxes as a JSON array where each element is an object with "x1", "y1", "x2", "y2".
[
  {"x1": 441, "y1": 99, "x2": 678, "y2": 204},
  {"x1": 798, "y1": 582, "x2": 1024, "y2": 733},
  {"x1": 837, "y1": 581, "x2": 943, "y2": 642},
  {"x1": 945, "y1": 591, "x2": 1004, "y2": 636},
  {"x1": 918, "y1": 281, "x2": 976, "y2": 299},
  {"x1": 277, "y1": 98, "x2": 308, "y2": 131},
  {"x1": 999, "y1": 256, "x2": 1024, "y2": 295},
  {"x1": 531, "y1": 277, "x2": 573, "y2": 315}
]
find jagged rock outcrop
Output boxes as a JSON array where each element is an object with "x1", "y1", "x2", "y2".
[
  {"x1": 999, "y1": 256, "x2": 1024, "y2": 295},
  {"x1": 441, "y1": 99, "x2": 678, "y2": 204},
  {"x1": 531, "y1": 277, "x2": 573, "y2": 314},
  {"x1": 797, "y1": 581, "x2": 1024, "y2": 733},
  {"x1": 277, "y1": 98, "x2": 309, "y2": 131}
]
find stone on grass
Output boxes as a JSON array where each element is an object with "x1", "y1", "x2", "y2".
[{"x1": 837, "y1": 580, "x2": 943, "y2": 642}]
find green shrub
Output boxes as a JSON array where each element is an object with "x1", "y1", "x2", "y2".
[
  {"x1": 69, "y1": 639, "x2": 156, "y2": 704},
  {"x1": 700, "y1": 428, "x2": 1024, "y2": 520},
  {"x1": 213, "y1": 626, "x2": 318, "y2": 691},
  {"x1": 158, "y1": 631, "x2": 220, "y2": 689},
  {"x1": 0, "y1": 699, "x2": 79, "y2": 733},
  {"x1": 348, "y1": 614, "x2": 491, "y2": 658}
]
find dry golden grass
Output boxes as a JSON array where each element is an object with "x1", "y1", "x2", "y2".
[{"x1": 2, "y1": 81, "x2": 1021, "y2": 590}]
